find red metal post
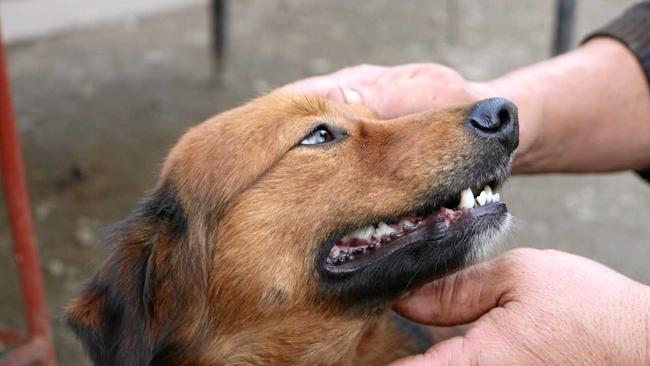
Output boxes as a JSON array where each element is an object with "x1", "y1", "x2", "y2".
[{"x1": 0, "y1": 30, "x2": 55, "y2": 366}]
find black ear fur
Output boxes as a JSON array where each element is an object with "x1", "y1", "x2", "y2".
[{"x1": 66, "y1": 181, "x2": 188, "y2": 366}]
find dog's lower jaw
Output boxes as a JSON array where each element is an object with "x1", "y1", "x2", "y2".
[{"x1": 464, "y1": 213, "x2": 512, "y2": 265}]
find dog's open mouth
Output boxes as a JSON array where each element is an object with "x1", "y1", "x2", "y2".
[{"x1": 324, "y1": 182, "x2": 505, "y2": 273}]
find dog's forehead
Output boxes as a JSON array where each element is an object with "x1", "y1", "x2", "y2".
[{"x1": 160, "y1": 93, "x2": 347, "y2": 210}]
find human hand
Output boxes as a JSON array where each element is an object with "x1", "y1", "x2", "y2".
[
  {"x1": 391, "y1": 248, "x2": 650, "y2": 365},
  {"x1": 281, "y1": 64, "x2": 540, "y2": 171},
  {"x1": 281, "y1": 64, "x2": 492, "y2": 119}
]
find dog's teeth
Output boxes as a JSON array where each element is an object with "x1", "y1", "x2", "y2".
[
  {"x1": 331, "y1": 247, "x2": 341, "y2": 258},
  {"x1": 399, "y1": 219, "x2": 415, "y2": 231},
  {"x1": 375, "y1": 222, "x2": 396, "y2": 238},
  {"x1": 363, "y1": 226, "x2": 375, "y2": 239},
  {"x1": 349, "y1": 226, "x2": 374, "y2": 241},
  {"x1": 484, "y1": 186, "x2": 493, "y2": 203},
  {"x1": 493, "y1": 192, "x2": 500, "y2": 202},
  {"x1": 459, "y1": 188, "x2": 474, "y2": 209},
  {"x1": 477, "y1": 191, "x2": 487, "y2": 206},
  {"x1": 347, "y1": 228, "x2": 364, "y2": 239}
]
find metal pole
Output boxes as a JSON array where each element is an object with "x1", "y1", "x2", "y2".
[
  {"x1": 210, "y1": 0, "x2": 229, "y2": 72},
  {"x1": 552, "y1": 0, "x2": 576, "y2": 55},
  {"x1": 0, "y1": 30, "x2": 55, "y2": 366}
]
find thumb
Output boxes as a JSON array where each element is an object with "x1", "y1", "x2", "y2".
[
  {"x1": 394, "y1": 255, "x2": 516, "y2": 326},
  {"x1": 389, "y1": 336, "x2": 484, "y2": 366},
  {"x1": 279, "y1": 65, "x2": 387, "y2": 105},
  {"x1": 280, "y1": 77, "x2": 365, "y2": 105}
]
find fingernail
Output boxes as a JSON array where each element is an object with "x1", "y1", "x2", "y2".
[{"x1": 341, "y1": 88, "x2": 362, "y2": 104}]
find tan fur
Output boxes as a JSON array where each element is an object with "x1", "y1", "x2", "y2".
[{"x1": 67, "y1": 93, "x2": 479, "y2": 365}]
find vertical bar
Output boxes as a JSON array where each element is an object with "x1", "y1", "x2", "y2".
[
  {"x1": 210, "y1": 0, "x2": 229, "y2": 72},
  {"x1": 0, "y1": 31, "x2": 55, "y2": 366},
  {"x1": 552, "y1": 0, "x2": 576, "y2": 55}
]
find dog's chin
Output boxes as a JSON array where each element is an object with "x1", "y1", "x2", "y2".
[{"x1": 316, "y1": 186, "x2": 511, "y2": 311}]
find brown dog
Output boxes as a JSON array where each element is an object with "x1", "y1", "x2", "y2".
[{"x1": 65, "y1": 93, "x2": 518, "y2": 365}]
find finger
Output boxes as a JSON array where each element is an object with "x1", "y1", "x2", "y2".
[
  {"x1": 393, "y1": 255, "x2": 515, "y2": 326},
  {"x1": 389, "y1": 336, "x2": 480, "y2": 366},
  {"x1": 281, "y1": 74, "x2": 346, "y2": 96},
  {"x1": 280, "y1": 68, "x2": 358, "y2": 95},
  {"x1": 279, "y1": 64, "x2": 385, "y2": 98},
  {"x1": 279, "y1": 77, "x2": 363, "y2": 105},
  {"x1": 322, "y1": 87, "x2": 365, "y2": 105},
  {"x1": 322, "y1": 88, "x2": 347, "y2": 104},
  {"x1": 340, "y1": 87, "x2": 363, "y2": 104}
]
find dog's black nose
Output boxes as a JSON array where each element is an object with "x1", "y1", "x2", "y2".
[{"x1": 466, "y1": 98, "x2": 519, "y2": 152}]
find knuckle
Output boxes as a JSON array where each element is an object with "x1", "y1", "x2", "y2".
[
  {"x1": 408, "y1": 63, "x2": 443, "y2": 78},
  {"x1": 421, "y1": 63, "x2": 462, "y2": 79},
  {"x1": 542, "y1": 248, "x2": 564, "y2": 257},
  {"x1": 356, "y1": 63, "x2": 381, "y2": 72}
]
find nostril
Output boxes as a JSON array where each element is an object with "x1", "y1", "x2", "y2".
[
  {"x1": 469, "y1": 110, "x2": 503, "y2": 132},
  {"x1": 469, "y1": 117, "x2": 499, "y2": 132},
  {"x1": 466, "y1": 98, "x2": 517, "y2": 135},
  {"x1": 497, "y1": 108, "x2": 512, "y2": 127}
]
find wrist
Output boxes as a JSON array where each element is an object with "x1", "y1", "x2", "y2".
[
  {"x1": 621, "y1": 283, "x2": 650, "y2": 365},
  {"x1": 638, "y1": 285, "x2": 650, "y2": 365},
  {"x1": 486, "y1": 37, "x2": 649, "y2": 173}
]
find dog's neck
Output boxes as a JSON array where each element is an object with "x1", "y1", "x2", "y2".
[{"x1": 196, "y1": 312, "x2": 417, "y2": 365}]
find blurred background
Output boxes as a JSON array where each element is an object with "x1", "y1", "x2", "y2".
[{"x1": 0, "y1": 0, "x2": 647, "y2": 364}]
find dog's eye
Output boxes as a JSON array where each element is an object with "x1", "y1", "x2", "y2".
[{"x1": 300, "y1": 126, "x2": 335, "y2": 145}]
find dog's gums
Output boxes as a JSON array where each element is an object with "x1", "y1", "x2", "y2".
[{"x1": 326, "y1": 185, "x2": 502, "y2": 267}]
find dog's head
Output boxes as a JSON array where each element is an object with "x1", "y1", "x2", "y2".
[{"x1": 66, "y1": 93, "x2": 517, "y2": 365}]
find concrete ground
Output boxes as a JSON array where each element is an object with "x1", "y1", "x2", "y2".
[{"x1": 0, "y1": 1, "x2": 647, "y2": 364}]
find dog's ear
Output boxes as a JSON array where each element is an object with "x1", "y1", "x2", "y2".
[{"x1": 65, "y1": 181, "x2": 200, "y2": 365}]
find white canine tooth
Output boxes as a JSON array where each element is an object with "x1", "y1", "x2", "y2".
[
  {"x1": 459, "y1": 188, "x2": 474, "y2": 209},
  {"x1": 484, "y1": 186, "x2": 493, "y2": 203},
  {"x1": 493, "y1": 193, "x2": 500, "y2": 202},
  {"x1": 361, "y1": 225, "x2": 375, "y2": 240},
  {"x1": 399, "y1": 218, "x2": 415, "y2": 230},
  {"x1": 477, "y1": 191, "x2": 487, "y2": 206},
  {"x1": 376, "y1": 221, "x2": 396, "y2": 238},
  {"x1": 349, "y1": 226, "x2": 372, "y2": 240}
]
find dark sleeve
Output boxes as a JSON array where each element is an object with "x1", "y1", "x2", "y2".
[{"x1": 582, "y1": 1, "x2": 650, "y2": 183}]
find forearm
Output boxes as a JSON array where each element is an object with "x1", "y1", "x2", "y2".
[
  {"x1": 488, "y1": 38, "x2": 650, "y2": 174},
  {"x1": 631, "y1": 284, "x2": 650, "y2": 365}
]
